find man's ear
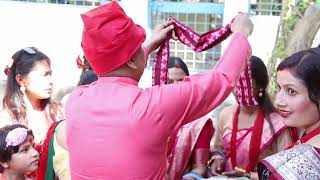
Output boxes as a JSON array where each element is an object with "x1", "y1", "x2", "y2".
[{"x1": 126, "y1": 60, "x2": 138, "y2": 70}]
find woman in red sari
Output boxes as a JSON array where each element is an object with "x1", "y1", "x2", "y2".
[
  {"x1": 166, "y1": 57, "x2": 214, "y2": 180},
  {"x1": 258, "y1": 47, "x2": 320, "y2": 179},
  {"x1": 209, "y1": 56, "x2": 295, "y2": 179}
]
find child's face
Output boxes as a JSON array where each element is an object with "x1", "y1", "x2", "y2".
[{"x1": 9, "y1": 135, "x2": 40, "y2": 174}]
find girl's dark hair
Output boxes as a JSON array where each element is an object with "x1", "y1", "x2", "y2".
[
  {"x1": 250, "y1": 56, "x2": 276, "y2": 135},
  {"x1": 3, "y1": 47, "x2": 51, "y2": 122},
  {"x1": 78, "y1": 56, "x2": 98, "y2": 86},
  {"x1": 168, "y1": 57, "x2": 190, "y2": 76},
  {"x1": 0, "y1": 124, "x2": 33, "y2": 173},
  {"x1": 277, "y1": 47, "x2": 320, "y2": 111}
]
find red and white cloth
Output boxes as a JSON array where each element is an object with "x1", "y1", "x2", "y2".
[
  {"x1": 152, "y1": 18, "x2": 257, "y2": 106},
  {"x1": 235, "y1": 65, "x2": 258, "y2": 105}
]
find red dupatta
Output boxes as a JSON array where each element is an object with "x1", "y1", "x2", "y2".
[
  {"x1": 230, "y1": 105, "x2": 265, "y2": 172},
  {"x1": 37, "y1": 121, "x2": 60, "y2": 180},
  {"x1": 152, "y1": 18, "x2": 257, "y2": 106},
  {"x1": 287, "y1": 127, "x2": 320, "y2": 149},
  {"x1": 152, "y1": 18, "x2": 232, "y2": 86}
]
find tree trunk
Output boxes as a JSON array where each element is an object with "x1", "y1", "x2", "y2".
[
  {"x1": 286, "y1": 3, "x2": 320, "y2": 55},
  {"x1": 267, "y1": 0, "x2": 288, "y2": 96}
]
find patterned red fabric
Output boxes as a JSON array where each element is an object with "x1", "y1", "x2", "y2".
[
  {"x1": 152, "y1": 18, "x2": 257, "y2": 106},
  {"x1": 235, "y1": 65, "x2": 258, "y2": 105},
  {"x1": 152, "y1": 18, "x2": 232, "y2": 85},
  {"x1": 230, "y1": 105, "x2": 265, "y2": 172}
]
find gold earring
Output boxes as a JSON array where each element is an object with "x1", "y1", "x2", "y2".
[
  {"x1": 258, "y1": 88, "x2": 263, "y2": 97},
  {"x1": 20, "y1": 85, "x2": 26, "y2": 93}
]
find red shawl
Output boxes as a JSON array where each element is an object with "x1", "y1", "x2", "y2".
[{"x1": 152, "y1": 18, "x2": 257, "y2": 106}]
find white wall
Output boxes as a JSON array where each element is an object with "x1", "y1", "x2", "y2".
[
  {"x1": 121, "y1": 0, "x2": 149, "y2": 33},
  {"x1": 249, "y1": 16, "x2": 280, "y2": 62},
  {"x1": 223, "y1": 0, "x2": 280, "y2": 63},
  {"x1": 0, "y1": 1, "x2": 281, "y2": 92},
  {"x1": 223, "y1": 0, "x2": 250, "y2": 24},
  {"x1": 0, "y1": 1, "x2": 90, "y2": 89},
  {"x1": 0, "y1": 0, "x2": 286, "y2": 123},
  {"x1": 0, "y1": 1, "x2": 149, "y2": 92}
]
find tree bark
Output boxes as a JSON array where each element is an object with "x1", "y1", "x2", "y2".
[
  {"x1": 266, "y1": 0, "x2": 288, "y2": 96},
  {"x1": 286, "y1": 3, "x2": 320, "y2": 55},
  {"x1": 267, "y1": 0, "x2": 286, "y2": 75}
]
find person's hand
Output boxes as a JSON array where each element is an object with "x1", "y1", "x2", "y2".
[
  {"x1": 230, "y1": 13, "x2": 254, "y2": 37},
  {"x1": 209, "y1": 156, "x2": 225, "y2": 176},
  {"x1": 143, "y1": 20, "x2": 175, "y2": 52},
  {"x1": 221, "y1": 167, "x2": 250, "y2": 178}
]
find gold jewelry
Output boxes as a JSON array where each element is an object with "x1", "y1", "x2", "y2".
[
  {"x1": 258, "y1": 88, "x2": 263, "y2": 97},
  {"x1": 20, "y1": 85, "x2": 26, "y2": 93},
  {"x1": 234, "y1": 166, "x2": 246, "y2": 173}
]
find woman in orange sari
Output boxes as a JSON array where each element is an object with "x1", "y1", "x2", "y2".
[
  {"x1": 209, "y1": 56, "x2": 295, "y2": 179},
  {"x1": 166, "y1": 57, "x2": 214, "y2": 180}
]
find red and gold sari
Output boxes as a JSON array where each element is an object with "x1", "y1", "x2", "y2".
[{"x1": 167, "y1": 117, "x2": 214, "y2": 180}]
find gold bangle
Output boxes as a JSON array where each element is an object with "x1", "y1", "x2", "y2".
[{"x1": 234, "y1": 166, "x2": 246, "y2": 173}]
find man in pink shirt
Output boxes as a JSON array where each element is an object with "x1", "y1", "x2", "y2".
[{"x1": 65, "y1": 1, "x2": 254, "y2": 179}]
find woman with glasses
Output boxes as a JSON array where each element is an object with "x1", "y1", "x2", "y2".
[{"x1": 1, "y1": 47, "x2": 64, "y2": 145}]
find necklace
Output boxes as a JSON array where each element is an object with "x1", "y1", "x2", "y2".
[{"x1": 287, "y1": 127, "x2": 320, "y2": 149}]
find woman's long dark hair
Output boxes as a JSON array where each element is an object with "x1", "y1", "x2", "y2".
[
  {"x1": 2, "y1": 47, "x2": 51, "y2": 122},
  {"x1": 250, "y1": 56, "x2": 276, "y2": 135}
]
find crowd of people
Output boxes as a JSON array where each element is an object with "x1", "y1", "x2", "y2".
[{"x1": 0, "y1": 1, "x2": 319, "y2": 180}]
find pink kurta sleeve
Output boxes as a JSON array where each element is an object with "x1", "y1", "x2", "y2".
[{"x1": 133, "y1": 32, "x2": 251, "y2": 138}]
